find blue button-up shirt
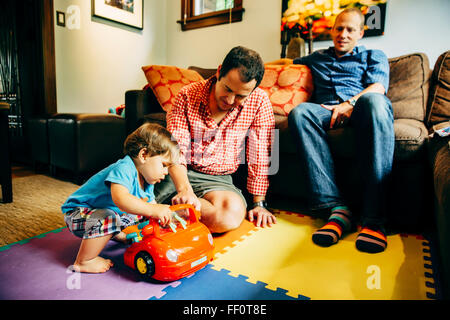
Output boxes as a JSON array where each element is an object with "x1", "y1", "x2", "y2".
[{"x1": 293, "y1": 46, "x2": 390, "y2": 105}]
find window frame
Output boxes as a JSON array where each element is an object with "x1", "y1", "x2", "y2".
[{"x1": 177, "y1": 0, "x2": 244, "y2": 31}]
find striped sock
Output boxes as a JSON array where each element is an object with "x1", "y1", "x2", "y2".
[
  {"x1": 355, "y1": 226, "x2": 387, "y2": 253},
  {"x1": 312, "y1": 206, "x2": 352, "y2": 247}
]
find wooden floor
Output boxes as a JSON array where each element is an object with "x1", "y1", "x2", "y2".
[{"x1": 10, "y1": 163, "x2": 84, "y2": 185}]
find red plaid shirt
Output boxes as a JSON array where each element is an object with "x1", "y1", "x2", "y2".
[{"x1": 167, "y1": 76, "x2": 275, "y2": 196}]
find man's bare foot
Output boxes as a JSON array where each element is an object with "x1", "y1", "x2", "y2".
[{"x1": 73, "y1": 256, "x2": 114, "y2": 273}]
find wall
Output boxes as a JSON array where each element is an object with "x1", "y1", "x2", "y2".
[
  {"x1": 54, "y1": 0, "x2": 167, "y2": 113},
  {"x1": 55, "y1": 0, "x2": 449, "y2": 113},
  {"x1": 165, "y1": 0, "x2": 282, "y2": 68},
  {"x1": 166, "y1": 0, "x2": 450, "y2": 69}
]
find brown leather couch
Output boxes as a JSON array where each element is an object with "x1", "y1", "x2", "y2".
[
  {"x1": 270, "y1": 53, "x2": 434, "y2": 232},
  {"x1": 125, "y1": 53, "x2": 433, "y2": 229},
  {"x1": 426, "y1": 51, "x2": 450, "y2": 299},
  {"x1": 125, "y1": 51, "x2": 450, "y2": 297}
]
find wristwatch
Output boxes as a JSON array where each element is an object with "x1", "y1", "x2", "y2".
[
  {"x1": 347, "y1": 98, "x2": 357, "y2": 107},
  {"x1": 252, "y1": 200, "x2": 268, "y2": 209}
]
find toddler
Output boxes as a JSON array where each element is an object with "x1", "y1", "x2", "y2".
[{"x1": 61, "y1": 123, "x2": 179, "y2": 273}]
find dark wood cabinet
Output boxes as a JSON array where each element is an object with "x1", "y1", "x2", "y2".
[
  {"x1": 0, "y1": 103, "x2": 12, "y2": 203},
  {"x1": 0, "y1": 0, "x2": 57, "y2": 163}
]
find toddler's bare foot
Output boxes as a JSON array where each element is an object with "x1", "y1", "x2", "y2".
[{"x1": 73, "y1": 256, "x2": 114, "y2": 273}]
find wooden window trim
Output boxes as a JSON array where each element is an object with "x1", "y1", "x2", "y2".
[{"x1": 177, "y1": 0, "x2": 244, "y2": 31}]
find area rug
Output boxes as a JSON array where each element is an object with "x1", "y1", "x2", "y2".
[
  {"x1": 0, "y1": 175, "x2": 78, "y2": 246},
  {"x1": 0, "y1": 209, "x2": 438, "y2": 300}
]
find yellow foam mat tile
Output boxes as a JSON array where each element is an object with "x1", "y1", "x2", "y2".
[
  {"x1": 211, "y1": 211, "x2": 434, "y2": 300},
  {"x1": 213, "y1": 220, "x2": 259, "y2": 257}
]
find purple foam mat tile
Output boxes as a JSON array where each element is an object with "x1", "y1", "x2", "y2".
[{"x1": 0, "y1": 228, "x2": 179, "y2": 300}]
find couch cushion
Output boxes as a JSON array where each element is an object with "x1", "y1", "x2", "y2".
[
  {"x1": 391, "y1": 119, "x2": 429, "y2": 161},
  {"x1": 427, "y1": 50, "x2": 450, "y2": 127},
  {"x1": 142, "y1": 65, "x2": 204, "y2": 113},
  {"x1": 275, "y1": 114, "x2": 428, "y2": 161},
  {"x1": 387, "y1": 53, "x2": 430, "y2": 122},
  {"x1": 259, "y1": 64, "x2": 314, "y2": 116}
]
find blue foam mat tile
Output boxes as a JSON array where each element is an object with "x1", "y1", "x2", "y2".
[
  {"x1": 150, "y1": 264, "x2": 309, "y2": 300},
  {"x1": 421, "y1": 232, "x2": 443, "y2": 300}
]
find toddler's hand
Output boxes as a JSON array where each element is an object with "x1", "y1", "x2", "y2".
[{"x1": 153, "y1": 204, "x2": 172, "y2": 226}]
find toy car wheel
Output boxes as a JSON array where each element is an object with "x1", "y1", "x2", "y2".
[{"x1": 134, "y1": 251, "x2": 155, "y2": 280}]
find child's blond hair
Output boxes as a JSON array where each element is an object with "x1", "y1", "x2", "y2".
[{"x1": 124, "y1": 122, "x2": 179, "y2": 164}]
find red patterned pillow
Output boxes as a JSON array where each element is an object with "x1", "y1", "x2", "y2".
[
  {"x1": 259, "y1": 64, "x2": 314, "y2": 116},
  {"x1": 142, "y1": 65, "x2": 204, "y2": 112}
]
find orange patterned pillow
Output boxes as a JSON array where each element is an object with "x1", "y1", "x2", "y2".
[
  {"x1": 142, "y1": 65, "x2": 204, "y2": 112},
  {"x1": 259, "y1": 64, "x2": 314, "y2": 116}
]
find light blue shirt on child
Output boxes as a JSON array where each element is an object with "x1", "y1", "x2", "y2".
[{"x1": 61, "y1": 155, "x2": 154, "y2": 215}]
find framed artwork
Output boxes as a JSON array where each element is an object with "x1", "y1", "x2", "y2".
[
  {"x1": 281, "y1": 0, "x2": 387, "y2": 42},
  {"x1": 92, "y1": 0, "x2": 143, "y2": 30}
]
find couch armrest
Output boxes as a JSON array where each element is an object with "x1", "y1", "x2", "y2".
[
  {"x1": 125, "y1": 89, "x2": 163, "y2": 134},
  {"x1": 428, "y1": 135, "x2": 450, "y2": 298}
]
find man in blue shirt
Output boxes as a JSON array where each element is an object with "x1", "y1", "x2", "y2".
[{"x1": 272, "y1": 8, "x2": 393, "y2": 253}]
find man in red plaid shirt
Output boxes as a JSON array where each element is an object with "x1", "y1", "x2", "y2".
[{"x1": 154, "y1": 46, "x2": 277, "y2": 233}]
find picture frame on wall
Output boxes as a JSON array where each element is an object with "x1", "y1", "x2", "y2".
[{"x1": 92, "y1": 0, "x2": 143, "y2": 30}]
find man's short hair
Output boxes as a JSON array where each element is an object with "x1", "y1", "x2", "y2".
[
  {"x1": 335, "y1": 8, "x2": 365, "y2": 30},
  {"x1": 218, "y1": 46, "x2": 265, "y2": 88}
]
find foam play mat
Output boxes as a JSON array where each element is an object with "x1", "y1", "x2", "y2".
[{"x1": 0, "y1": 210, "x2": 438, "y2": 300}]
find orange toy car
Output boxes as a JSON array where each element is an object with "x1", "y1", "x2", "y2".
[{"x1": 123, "y1": 204, "x2": 214, "y2": 282}]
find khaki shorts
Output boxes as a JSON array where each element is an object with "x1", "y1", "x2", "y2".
[{"x1": 154, "y1": 169, "x2": 247, "y2": 207}]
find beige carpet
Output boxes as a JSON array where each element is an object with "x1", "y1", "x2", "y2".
[{"x1": 0, "y1": 175, "x2": 78, "y2": 246}]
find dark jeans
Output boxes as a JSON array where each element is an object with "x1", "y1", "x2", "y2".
[{"x1": 288, "y1": 93, "x2": 394, "y2": 226}]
